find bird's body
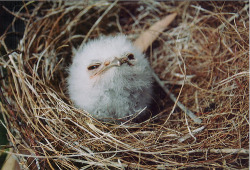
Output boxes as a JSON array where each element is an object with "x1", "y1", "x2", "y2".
[{"x1": 67, "y1": 35, "x2": 152, "y2": 120}]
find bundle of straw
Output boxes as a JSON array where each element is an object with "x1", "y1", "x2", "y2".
[{"x1": 0, "y1": 1, "x2": 248, "y2": 169}]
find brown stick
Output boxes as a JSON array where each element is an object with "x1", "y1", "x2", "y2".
[
  {"x1": 133, "y1": 13, "x2": 202, "y2": 124},
  {"x1": 134, "y1": 13, "x2": 177, "y2": 52}
]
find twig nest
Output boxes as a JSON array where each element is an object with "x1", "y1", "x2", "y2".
[{"x1": 0, "y1": 1, "x2": 248, "y2": 169}]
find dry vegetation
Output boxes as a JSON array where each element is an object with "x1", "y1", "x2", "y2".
[{"x1": 0, "y1": 1, "x2": 249, "y2": 169}]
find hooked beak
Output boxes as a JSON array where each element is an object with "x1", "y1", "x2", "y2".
[
  {"x1": 109, "y1": 57, "x2": 122, "y2": 67},
  {"x1": 109, "y1": 56, "x2": 134, "y2": 67},
  {"x1": 91, "y1": 56, "x2": 134, "y2": 78}
]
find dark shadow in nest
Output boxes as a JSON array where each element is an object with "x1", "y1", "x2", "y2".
[
  {"x1": 132, "y1": 40, "x2": 174, "y2": 123},
  {"x1": 132, "y1": 82, "x2": 170, "y2": 123},
  {"x1": 0, "y1": 2, "x2": 25, "y2": 50}
]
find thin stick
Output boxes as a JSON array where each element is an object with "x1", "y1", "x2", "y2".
[
  {"x1": 188, "y1": 148, "x2": 249, "y2": 155},
  {"x1": 134, "y1": 13, "x2": 177, "y2": 52},
  {"x1": 133, "y1": 13, "x2": 202, "y2": 124},
  {"x1": 82, "y1": 0, "x2": 118, "y2": 44},
  {"x1": 152, "y1": 72, "x2": 202, "y2": 124},
  {"x1": 1, "y1": 50, "x2": 22, "y2": 58},
  {"x1": 178, "y1": 125, "x2": 205, "y2": 143}
]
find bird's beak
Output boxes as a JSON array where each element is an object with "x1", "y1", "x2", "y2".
[
  {"x1": 111, "y1": 56, "x2": 134, "y2": 67},
  {"x1": 110, "y1": 57, "x2": 122, "y2": 67},
  {"x1": 91, "y1": 57, "x2": 133, "y2": 78},
  {"x1": 99, "y1": 57, "x2": 122, "y2": 73}
]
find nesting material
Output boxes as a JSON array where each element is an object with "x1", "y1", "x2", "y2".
[{"x1": 0, "y1": 1, "x2": 248, "y2": 169}]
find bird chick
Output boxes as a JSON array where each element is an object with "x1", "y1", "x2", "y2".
[{"x1": 67, "y1": 35, "x2": 152, "y2": 121}]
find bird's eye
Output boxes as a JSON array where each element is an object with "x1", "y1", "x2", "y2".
[
  {"x1": 127, "y1": 53, "x2": 135, "y2": 60},
  {"x1": 87, "y1": 64, "x2": 100, "y2": 70}
]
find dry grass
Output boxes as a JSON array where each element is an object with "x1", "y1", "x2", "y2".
[{"x1": 0, "y1": 1, "x2": 249, "y2": 169}]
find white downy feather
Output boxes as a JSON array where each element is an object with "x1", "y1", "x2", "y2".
[{"x1": 67, "y1": 35, "x2": 152, "y2": 120}]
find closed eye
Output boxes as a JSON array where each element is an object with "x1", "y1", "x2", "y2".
[{"x1": 87, "y1": 64, "x2": 101, "y2": 70}]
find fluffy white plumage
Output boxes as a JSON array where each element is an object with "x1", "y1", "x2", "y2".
[{"x1": 67, "y1": 35, "x2": 152, "y2": 120}]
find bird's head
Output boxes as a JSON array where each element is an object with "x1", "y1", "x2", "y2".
[
  {"x1": 70, "y1": 35, "x2": 147, "y2": 85},
  {"x1": 67, "y1": 35, "x2": 152, "y2": 117}
]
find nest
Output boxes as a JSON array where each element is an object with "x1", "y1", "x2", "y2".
[{"x1": 0, "y1": 1, "x2": 249, "y2": 169}]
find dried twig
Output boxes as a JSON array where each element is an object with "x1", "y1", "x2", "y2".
[
  {"x1": 133, "y1": 13, "x2": 202, "y2": 124},
  {"x1": 188, "y1": 148, "x2": 249, "y2": 155},
  {"x1": 134, "y1": 13, "x2": 177, "y2": 52},
  {"x1": 153, "y1": 72, "x2": 202, "y2": 124},
  {"x1": 178, "y1": 125, "x2": 205, "y2": 143}
]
